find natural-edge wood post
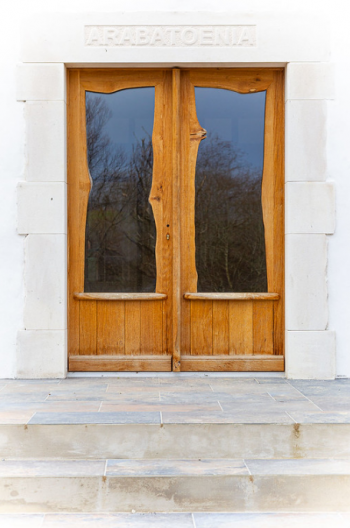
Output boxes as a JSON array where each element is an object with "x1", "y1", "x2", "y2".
[{"x1": 172, "y1": 69, "x2": 181, "y2": 371}]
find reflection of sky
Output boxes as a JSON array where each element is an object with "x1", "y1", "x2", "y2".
[
  {"x1": 86, "y1": 88, "x2": 155, "y2": 155},
  {"x1": 86, "y1": 87, "x2": 265, "y2": 170},
  {"x1": 195, "y1": 88, "x2": 266, "y2": 171}
]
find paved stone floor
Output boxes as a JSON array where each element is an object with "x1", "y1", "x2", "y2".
[
  {"x1": 0, "y1": 513, "x2": 350, "y2": 527},
  {"x1": 0, "y1": 376, "x2": 349, "y2": 424}
]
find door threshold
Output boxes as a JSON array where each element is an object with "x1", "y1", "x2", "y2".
[{"x1": 67, "y1": 371, "x2": 285, "y2": 378}]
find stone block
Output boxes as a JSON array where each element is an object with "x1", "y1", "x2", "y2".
[
  {"x1": 2, "y1": 423, "x2": 350, "y2": 460},
  {"x1": 286, "y1": 182, "x2": 335, "y2": 234},
  {"x1": 286, "y1": 234, "x2": 328, "y2": 330},
  {"x1": 20, "y1": 11, "x2": 330, "y2": 64},
  {"x1": 16, "y1": 63, "x2": 66, "y2": 102},
  {"x1": 286, "y1": 63, "x2": 335, "y2": 100},
  {"x1": 285, "y1": 100, "x2": 327, "y2": 182},
  {"x1": 24, "y1": 235, "x2": 66, "y2": 330},
  {"x1": 16, "y1": 330, "x2": 67, "y2": 379},
  {"x1": 25, "y1": 101, "x2": 66, "y2": 182},
  {"x1": 17, "y1": 182, "x2": 66, "y2": 234},
  {"x1": 286, "y1": 331, "x2": 336, "y2": 380}
]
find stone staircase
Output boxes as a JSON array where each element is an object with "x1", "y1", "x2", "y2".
[{"x1": 0, "y1": 377, "x2": 350, "y2": 525}]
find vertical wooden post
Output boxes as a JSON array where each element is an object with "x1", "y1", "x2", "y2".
[{"x1": 172, "y1": 69, "x2": 181, "y2": 371}]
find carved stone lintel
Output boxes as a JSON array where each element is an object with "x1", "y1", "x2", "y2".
[{"x1": 85, "y1": 25, "x2": 257, "y2": 48}]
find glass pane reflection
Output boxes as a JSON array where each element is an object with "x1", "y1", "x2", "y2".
[
  {"x1": 84, "y1": 88, "x2": 156, "y2": 293},
  {"x1": 194, "y1": 88, "x2": 267, "y2": 293}
]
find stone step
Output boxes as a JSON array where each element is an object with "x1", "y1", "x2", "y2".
[
  {"x1": 1, "y1": 458, "x2": 350, "y2": 513},
  {"x1": 1, "y1": 422, "x2": 350, "y2": 459},
  {"x1": 0, "y1": 512, "x2": 349, "y2": 528}
]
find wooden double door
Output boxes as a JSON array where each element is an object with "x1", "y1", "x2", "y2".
[{"x1": 68, "y1": 68, "x2": 284, "y2": 372}]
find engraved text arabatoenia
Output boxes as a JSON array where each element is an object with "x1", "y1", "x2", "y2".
[{"x1": 84, "y1": 26, "x2": 257, "y2": 47}]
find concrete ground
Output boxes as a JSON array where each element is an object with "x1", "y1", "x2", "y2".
[
  {"x1": 0, "y1": 512, "x2": 350, "y2": 527},
  {"x1": 1, "y1": 377, "x2": 350, "y2": 521},
  {"x1": 0, "y1": 377, "x2": 349, "y2": 425}
]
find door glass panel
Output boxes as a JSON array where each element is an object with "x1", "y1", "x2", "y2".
[
  {"x1": 194, "y1": 88, "x2": 267, "y2": 292},
  {"x1": 84, "y1": 88, "x2": 156, "y2": 293}
]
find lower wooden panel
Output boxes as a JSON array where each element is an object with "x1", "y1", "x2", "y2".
[
  {"x1": 181, "y1": 355, "x2": 284, "y2": 372},
  {"x1": 69, "y1": 355, "x2": 172, "y2": 372},
  {"x1": 97, "y1": 301, "x2": 124, "y2": 355}
]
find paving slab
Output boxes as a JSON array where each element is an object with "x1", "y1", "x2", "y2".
[
  {"x1": 0, "y1": 411, "x2": 36, "y2": 425},
  {"x1": 1, "y1": 471, "x2": 350, "y2": 512},
  {"x1": 105, "y1": 459, "x2": 248, "y2": 476},
  {"x1": 28, "y1": 412, "x2": 161, "y2": 424},
  {"x1": 100, "y1": 403, "x2": 221, "y2": 412},
  {"x1": 194, "y1": 513, "x2": 347, "y2": 527},
  {"x1": 46, "y1": 391, "x2": 159, "y2": 402},
  {"x1": 220, "y1": 400, "x2": 321, "y2": 413},
  {"x1": 0, "y1": 460, "x2": 105, "y2": 477},
  {"x1": 0, "y1": 377, "x2": 349, "y2": 426},
  {"x1": 245, "y1": 458, "x2": 350, "y2": 475},
  {"x1": 0, "y1": 514, "x2": 45, "y2": 528},
  {"x1": 0, "y1": 401, "x2": 102, "y2": 413},
  {"x1": 0, "y1": 393, "x2": 49, "y2": 403},
  {"x1": 161, "y1": 410, "x2": 293, "y2": 424},
  {"x1": 43, "y1": 513, "x2": 194, "y2": 527},
  {"x1": 288, "y1": 411, "x2": 350, "y2": 423},
  {"x1": 0, "y1": 513, "x2": 348, "y2": 528},
  {"x1": 159, "y1": 392, "x2": 273, "y2": 404},
  {"x1": 107, "y1": 384, "x2": 211, "y2": 393}
]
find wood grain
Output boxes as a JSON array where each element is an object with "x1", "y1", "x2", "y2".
[
  {"x1": 97, "y1": 301, "x2": 124, "y2": 355},
  {"x1": 140, "y1": 301, "x2": 163, "y2": 355},
  {"x1": 184, "y1": 292, "x2": 279, "y2": 301},
  {"x1": 190, "y1": 301, "x2": 213, "y2": 356},
  {"x1": 253, "y1": 301, "x2": 274, "y2": 355},
  {"x1": 74, "y1": 293, "x2": 167, "y2": 301},
  {"x1": 161, "y1": 71, "x2": 174, "y2": 359},
  {"x1": 272, "y1": 70, "x2": 285, "y2": 356},
  {"x1": 182, "y1": 68, "x2": 284, "y2": 370},
  {"x1": 189, "y1": 69, "x2": 275, "y2": 95},
  {"x1": 68, "y1": 67, "x2": 284, "y2": 372},
  {"x1": 69, "y1": 355, "x2": 172, "y2": 372},
  {"x1": 67, "y1": 70, "x2": 81, "y2": 357},
  {"x1": 125, "y1": 301, "x2": 141, "y2": 356},
  {"x1": 229, "y1": 301, "x2": 253, "y2": 356},
  {"x1": 213, "y1": 301, "x2": 229, "y2": 355},
  {"x1": 79, "y1": 301, "x2": 96, "y2": 355},
  {"x1": 68, "y1": 69, "x2": 170, "y2": 366},
  {"x1": 181, "y1": 355, "x2": 284, "y2": 372},
  {"x1": 172, "y1": 69, "x2": 182, "y2": 370},
  {"x1": 180, "y1": 72, "x2": 206, "y2": 357}
]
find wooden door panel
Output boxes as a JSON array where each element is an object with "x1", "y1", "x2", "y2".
[
  {"x1": 96, "y1": 301, "x2": 125, "y2": 355},
  {"x1": 253, "y1": 301, "x2": 274, "y2": 355},
  {"x1": 140, "y1": 301, "x2": 164, "y2": 355},
  {"x1": 79, "y1": 301, "x2": 97, "y2": 355},
  {"x1": 124, "y1": 301, "x2": 141, "y2": 356},
  {"x1": 229, "y1": 301, "x2": 253, "y2": 356},
  {"x1": 180, "y1": 69, "x2": 284, "y2": 372},
  {"x1": 68, "y1": 69, "x2": 172, "y2": 371},
  {"x1": 68, "y1": 68, "x2": 284, "y2": 372},
  {"x1": 213, "y1": 301, "x2": 229, "y2": 355},
  {"x1": 190, "y1": 301, "x2": 213, "y2": 356}
]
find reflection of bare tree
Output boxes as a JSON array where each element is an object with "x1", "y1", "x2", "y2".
[
  {"x1": 84, "y1": 95, "x2": 267, "y2": 294},
  {"x1": 84, "y1": 95, "x2": 156, "y2": 293},
  {"x1": 195, "y1": 134, "x2": 267, "y2": 292}
]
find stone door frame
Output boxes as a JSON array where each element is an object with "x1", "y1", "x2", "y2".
[{"x1": 16, "y1": 11, "x2": 335, "y2": 378}]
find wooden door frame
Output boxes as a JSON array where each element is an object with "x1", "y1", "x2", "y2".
[{"x1": 67, "y1": 67, "x2": 284, "y2": 372}]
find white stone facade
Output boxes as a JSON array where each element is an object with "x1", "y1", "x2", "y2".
[{"x1": 0, "y1": 0, "x2": 348, "y2": 379}]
